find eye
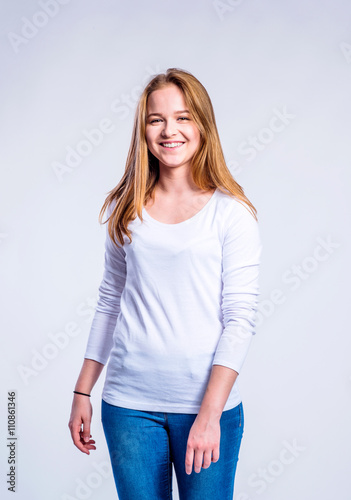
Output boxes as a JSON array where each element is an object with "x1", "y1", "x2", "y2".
[
  {"x1": 150, "y1": 118, "x2": 162, "y2": 124},
  {"x1": 178, "y1": 117, "x2": 190, "y2": 121}
]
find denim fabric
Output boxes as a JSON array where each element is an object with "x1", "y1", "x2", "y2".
[{"x1": 101, "y1": 398, "x2": 244, "y2": 500}]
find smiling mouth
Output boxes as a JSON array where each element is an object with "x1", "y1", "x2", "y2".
[{"x1": 160, "y1": 142, "x2": 185, "y2": 149}]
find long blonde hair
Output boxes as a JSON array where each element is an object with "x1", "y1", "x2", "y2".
[{"x1": 100, "y1": 67, "x2": 258, "y2": 247}]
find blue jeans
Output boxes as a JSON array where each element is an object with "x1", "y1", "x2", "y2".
[{"x1": 101, "y1": 399, "x2": 244, "y2": 500}]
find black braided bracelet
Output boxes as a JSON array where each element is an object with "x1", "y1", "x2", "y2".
[{"x1": 73, "y1": 390, "x2": 91, "y2": 397}]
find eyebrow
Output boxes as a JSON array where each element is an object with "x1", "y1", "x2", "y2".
[{"x1": 147, "y1": 110, "x2": 190, "y2": 118}]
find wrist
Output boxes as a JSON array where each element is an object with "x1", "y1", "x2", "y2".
[
  {"x1": 73, "y1": 390, "x2": 91, "y2": 397},
  {"x1": 197, "y1": 404, "x2": 222, "y2": 423}
]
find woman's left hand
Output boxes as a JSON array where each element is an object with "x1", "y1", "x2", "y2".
[{"x1": 185, "y1": 414, "x2": 220, "y2": 474}]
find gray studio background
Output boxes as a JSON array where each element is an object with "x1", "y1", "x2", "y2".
[{"x1": 1, "y1": 1, "x2": 350, "y2": 499}]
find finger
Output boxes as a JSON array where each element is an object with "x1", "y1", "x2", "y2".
[
  {"x1": 211, "y1": 445, "x2": 220, "y2": 463},
  {"x1": 82, "y1": 419, "x2": 91, "y2": 444},
  {"x1": 202, "y1": 449, "x2": 212, "y2": 469},
  {"x1": 72, "y1": 424, "x2": 90, "y2": 454},
  {"x1": 194, "y1": 449, "x2": 204, "y2": 473},
  {"x1": 79, "y1": 431, "x2": 95, "y2": 442},
  {"x1": 79, "y1": 437, "x2": 96, "y2": 451},
  {"x1": 185, "y1": 446, "x2": 194, "y2": 475},
  {"x1": 79, "y1": 432, "x2": 96, "y2": 448}
]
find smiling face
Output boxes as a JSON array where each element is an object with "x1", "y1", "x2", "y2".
[{"x1": 145, "y1": 84, "x2": 201, "y2": 173}]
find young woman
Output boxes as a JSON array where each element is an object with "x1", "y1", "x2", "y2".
[{"x1": 68, "y1": 68, "x2": 262, "y2": 500}]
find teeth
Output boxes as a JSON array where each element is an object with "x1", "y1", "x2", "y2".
[{"x1": 161, "y1": 142, "x2": 183, "y2": 148}]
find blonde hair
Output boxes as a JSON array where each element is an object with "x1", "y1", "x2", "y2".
[{"x1": 100, "y1": 67, "x2": 258, "y2": 247}]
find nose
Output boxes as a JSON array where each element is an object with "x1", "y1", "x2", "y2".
[{"x1": 161, "y1": 119, "x2": 177, "y2": 138}]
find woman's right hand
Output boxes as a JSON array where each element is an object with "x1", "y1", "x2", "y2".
[{"x1": 68, "y1": 394, "x2": 96, "y2": 455}]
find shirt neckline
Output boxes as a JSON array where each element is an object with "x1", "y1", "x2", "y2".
[{"x1": 142, "y1": 188, "x2": 218, "y2": 228}]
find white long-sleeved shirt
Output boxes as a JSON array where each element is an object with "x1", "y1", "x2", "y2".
[{"x1": 84, "y1": 187, "x2": 262, "y2": 413}]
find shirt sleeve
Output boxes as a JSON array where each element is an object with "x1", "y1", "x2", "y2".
[
  {"x1": 212, "y1": 202, "x2": 262, "y2": 374},
  {"x1": 84, "y1": 202, "x2": 127, "y2": 365}
]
